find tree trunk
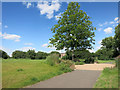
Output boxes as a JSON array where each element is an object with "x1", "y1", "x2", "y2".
[{"x1": 72, "y1": 50, "x2": 74, "y2": 61}]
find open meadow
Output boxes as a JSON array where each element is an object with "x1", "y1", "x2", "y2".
[{"x1": 2, "y1": 59, "x2": 64, "y2": 88}]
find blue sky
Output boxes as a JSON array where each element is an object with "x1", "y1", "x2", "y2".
[{"x1": 1, "y1": 1, "x2": 119, "y2": 56}]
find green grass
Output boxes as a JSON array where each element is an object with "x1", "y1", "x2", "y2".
[
  {"x1": 2, "y1": 59, "x2": 64, "y2": 88},
  {"x1": 79, "y1": 59, "x2": 85, "y2": 62},
  {"x1": 97, "y1": 60, "x2": 115, "y2": 64},
  {"x1": 94, "y1": 67, "x2": 118, "y2": 88}
]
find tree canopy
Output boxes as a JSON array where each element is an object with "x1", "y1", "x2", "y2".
[
  {"x1": 49, "y1": 2, "x2": 96, "y2": 60},
  {"x1": 114, "y1": 24, "x2": 120, "y2": 55}
]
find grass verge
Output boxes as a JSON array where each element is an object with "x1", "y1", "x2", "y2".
[
  {"x1": 94, "y1": 67, "x2": 118, "y2": 88},
  {"x1": 97, "y1": 60, "x2": 115, "y2": 64}
]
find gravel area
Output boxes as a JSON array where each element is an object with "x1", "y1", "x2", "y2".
[{"x1": 75, "y1": 63, "x2": 115, "y2": 71}]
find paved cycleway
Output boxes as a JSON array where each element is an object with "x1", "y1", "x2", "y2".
[
  {"x1": 25, "y1": 70, "x2": 101, "y2": 88},
  {"x1": 25, "y1": 63, "x2": 115, "y2": 88}
]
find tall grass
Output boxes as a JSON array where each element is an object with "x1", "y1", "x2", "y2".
[
  {"x1": 46, "y1": 54, "x2": 60, "y2": 66},
  {"x1": 94, "y1": 67, "x2": 118, "y2": 88},
  {"x1": 94, "y1": 59, "x2": 118, "y2": 88}
]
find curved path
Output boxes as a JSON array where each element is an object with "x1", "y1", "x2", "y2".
[{"x1": 25, "y1": 63, "x2": 115, "y2": 88}]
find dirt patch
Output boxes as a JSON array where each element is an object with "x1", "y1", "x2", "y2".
[{"x1": 75, "y1": 63, "x2": 115, "y2": 71}]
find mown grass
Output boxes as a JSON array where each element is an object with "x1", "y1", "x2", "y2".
[
  {"x1": 94, "y1": 67, "x2": 118, "y2": 88},
  {"x1": 2, "y1": 59, "x2": 64, "y2": 88},
  {"x1": 97, "y1": 60, "x2": 115, "y2": 64}
]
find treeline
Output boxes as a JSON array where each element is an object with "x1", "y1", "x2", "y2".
[
  {"x1": 62, "y1": 50, "x2": 95, "y2": 61},
  {"x1": 95, "y1": 24, "x2": 120, "y2": 60},
  {"x1": 62, "y1": 24, "x2": 120, "y2": 60},
  {"x1": 1, "y1": 24, "x2": 120, "y2": 60},
  {"x1": 0, "y1": 50, "x2": 60, "y2": 59}
]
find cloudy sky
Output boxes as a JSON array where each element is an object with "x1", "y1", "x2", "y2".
[{"x1": 1, "y1": 1, "x2": 119, "y2": 56}]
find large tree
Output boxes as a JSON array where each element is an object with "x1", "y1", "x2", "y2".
[
  {"x1": 101, "y1": 36, "x2": 115, "y2": 49},
  {"x1": 49, "y1": 2, "x2": 96, "y2": 60},
  {"x1": 114, "y1": 24, "x2": 120, "y2": 55},
  {"x1": 95, "y1": 37, "x2": 115, "y2": 59}
]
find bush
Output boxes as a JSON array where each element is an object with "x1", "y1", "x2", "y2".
[
  {"x1": 59, "y1": 60, "x2": 74, "y2": 73},
  {"x1": 59, "y1": 63, "x2": 72, "y2": 73},
  {"x1": 31, "y1": 77, "x2": 38, "y2": 82},
  {"x1": 61, "y1": 60, "x2": 73, "y2": 67},
  {"x1": 46, "y1": 54, "x2": 60, "y2": 66},
  {"x1": 75, "y1": 61, "x2": 84, "y2": 65},
  {"x1": 115, "y1": 58, "x2": 120, "y2": 68},
  {"x1": 84, "y1": 57, "x2": 94, "y2": 64},
  {"x1": 17, "y1": 68, "x2": 24, "y2": 72},
  {"x1": 62, "y1": 55, "x2": 68, "y2": 60}
]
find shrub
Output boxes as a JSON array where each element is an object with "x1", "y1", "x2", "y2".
[
  {"x1": 115, "y1": 58, "x2": 120, "y2": 68},
  {"x1": 17, "y1": 68, "x2": 24, "y2": 72},
  {"x1": 31, "y1": 77, "x2": 38, "y2": 82},
  {"x1": 62, "y1": 55, "x2": 68, "y2": 60},
  {"x1": 59, "y1": 60, "x2": 74, "y2": 72},
  {"x1": 46, "y1": 54, "x2": 60, "y2": 66},
  {"x1": 61, "y1": 60, "x2": 73, "y2": 67},
  {"x1": 84, "y1": 57, "x2": 94, "y2": 64},
  {"x1": 75, "y1": 61, "x2": 84, "y2": 65}
]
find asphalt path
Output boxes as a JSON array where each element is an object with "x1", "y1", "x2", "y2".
[{"x1": 25, "y1": 70, "x2": 101, "y2": 88}]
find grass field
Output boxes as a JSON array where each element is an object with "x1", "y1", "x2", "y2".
[
  {"x1": 2, "y1": 59, "x2": 64, "y2": 88},
  {"x1": 94, "y1": 67, "x2": 118, "y2": 88},
  {"x1": 97, "y1": 60, "x2": 115, "y2": 63}
]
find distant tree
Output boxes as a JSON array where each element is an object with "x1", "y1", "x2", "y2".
[
  {"x1": 95, "y1": 48, "x2": 113, "y2": 60},
  {"x1": 64, "y1": 49, "x2": 92, "y2": 60},
  {"x1": 101, "y1": 36, "x2": 115, "y2": 49},
  {"x1": 26, "y1": 50, "x2": 36, "y2": 59},
  {"x1": 50, "y1": 51, "x2": 61, "y2": 57},
  {"x1": 0, "y1": 50, "x2": 9, "y2": 59},
  {"x1": 114, "y1": 24, "x2": 120, "y2": 56},
  {"x1": 12, "y1": 50, "x2": 26, "y2": 59},
  {"x1": 49, "y1": 2, "x2": 96, "y2": 60},
  {"x1": 35, "y1": 51, "x2": 48, "y2": 59}
]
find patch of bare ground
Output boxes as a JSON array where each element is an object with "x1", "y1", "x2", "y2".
[{"x1": 75, "y1": 63, "x2": 115, "y2": 71}]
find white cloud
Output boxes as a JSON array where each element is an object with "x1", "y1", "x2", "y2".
[
  {"x1": 23, "y1": 1, "x2": 34, "y2": 8},
  {"x1": 27, "y1": 2, "x2": 32, "y2": 8},
  {"x1": 24, "y1": 43, "x2": 33, "y2": 45},
  {"x1": 104, "y1": 27, "x2": 113, "y2": 34},
  {"x1": 116, "y1": 19, "x2": 120, "y2": 24},
  {"x1": 48, "y1": 46, "x2": 56, "y2": 49},
  {"x1": 98, "y1": 40, "x2": 102, "y2": 44},
  {"x1": 4, "y1": 25, "x2": 8, "y2": 28},
  {"x1": 97, "y1": 45, "x2": 102, "y2": 50},
  {"x1": 0, "y1": 22, "x2": 2, "y2": 26},
  {"x1": 55, "y1": 12, "x2": 62, "y2": 20},
  {"x1": 37, "y1": 0, "x2": 60, "y2": 19},
  {"x1": 0, "y1": 32, "x2": 21, "y2": 42},
  {"x1": 114, "y1": 17, "x2": 118, "y2": 21},
  {"x1": 0, "y1": 46, "x2": 13, "y2": 57},
  {"x1": 42, "y1": 43, "x2": 48, "y2": 47},
  {"x1": 110, "y1": 21, "x2": 114, "y2": 24},
  {"x1": 66, "y1": 1, "x2": 70, "y2": 4},
  {"x1": 99, "y1": 24, "x2": 103, "y2": 27},
  {"x1": 99, "y1": 21, "x2": 109, "y2": 27},
  {"x1": 19, "y1": 47, "x2": 35, "y2": 52},
  {"x1": 98, "y1": 28, "x2": 102, "y2": 31},
  {"x1": 88, "y1": 49, "x2": 95, "y2": 53},
  {"x1": 103, "y1": 21, "x2": 108, "y2": 25}
]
